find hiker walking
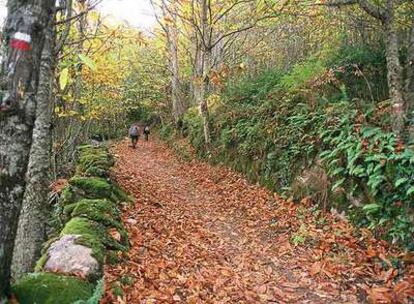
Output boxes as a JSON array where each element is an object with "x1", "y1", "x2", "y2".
[
  {"x1": 128, "y1": 123, "x2": 140, "y2": 148},
  {"x1": 143, "y1": 125, "x2": 150, "y2": 141}
]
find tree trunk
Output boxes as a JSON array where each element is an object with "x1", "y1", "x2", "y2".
[
  {"x1": 405, "y1": 13, "x2": 414, "y2": 113},
  {"x1": 170, "y1": 31, "x2": 181, "y2": 121},
  {"x1": 383, "y1": 0, "x2": 406, "y2": 136},
  {"x1": 11, "y1": 21, "x2": 54, "y2": 281},
  {"x1": 0, "y1": 0, "x2": 54, "y2": 299},
  {"x1": 69, "y1": 7, "x2": 87, "y2": 160},
  {"x1": 200, "y1": 48, "x2": 212, "y2": 145},
  {"x1": 199, "y1": 0, "x2": 212, "y2": 145},
  {"x1": 165, "y1": 4, "x2": 186, "y2": 122}
]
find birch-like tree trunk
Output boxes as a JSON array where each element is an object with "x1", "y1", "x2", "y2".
[
  {"x1": 0, "y1": 0, "x2": 54, "y2": 299},
  {"x1": 199, "y1": 0, "x2": 212, "y2": 145},
  {"x1": 163, "y1": 2, "x2": 186, "y2": 122},
  {"x1": 11, "y1": 21, "x2": 54, "y2": 281},
  {"x1": 405, "y1": 14, "x2": 414, "y2": 113},
  {"x1": 383, "y1": 0, "x2": 405, "y2": 135},
  {"x1": 69, "y1": 5, "x2": 87, "y2": 159},
  {"x1": 327, "y1": 0, "x2": 408, "y2": 136}
]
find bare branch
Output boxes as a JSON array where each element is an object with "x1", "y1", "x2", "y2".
[{"x1": 55, "y1": 0, "x2": 73, "y2": 55}]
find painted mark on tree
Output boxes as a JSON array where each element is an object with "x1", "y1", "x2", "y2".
[{"x1": 10, "y1": 32, "x2": 32, "y2": 51}]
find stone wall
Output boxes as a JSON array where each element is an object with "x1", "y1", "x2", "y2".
[{"x1": 12, "y1": 144, "x2": 130, "y2": 304}]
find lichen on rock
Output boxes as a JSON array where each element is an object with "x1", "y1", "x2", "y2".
[{"x1": 43, "y1": 234, "x2": 100, "y2": 280}]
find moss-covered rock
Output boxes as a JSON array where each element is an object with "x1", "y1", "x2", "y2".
[
  {"x1": 60, "y1": 176, "x2": 126, "y2": 206},
  {"x1": 60, "y1": 186, "x2": 80, "y2": 205},
  {"x1": 66, "y1": 176, "x2": 129, "y2": 204},
  {"x1": 12, "y1": 273, "x2": 94, "y2": 304},
  {"x1": 69, "y1": 176, "x2": 113, "y2": 198},
  {"x1": 60, "y1": 218, "x2": 107, "y2": 263},
  {"x1": 63, "y1": 199, "x2": 129, "y2": 247},
  {"x1": 64, "y1": 199, "x2": 120, "y2": 224},
  {"x1": 111, "y1": 182, "x2": 133, "y2": 203},
  {"x1": 43, "y1": 235, "x2": 101, "y2": 281},
  {"x1": 76, "y1": 149, "x2": 114, "y2": 177},
  {"x1": 61, "y1": 217, "x2": 126, "y2": 260}
]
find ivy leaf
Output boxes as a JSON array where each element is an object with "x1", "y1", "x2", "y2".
[
  {"x1": 59, "y1": 68, "x2": 69, "y2": 90},
  {"x1": 331, "y1": 167, "x2": 344, "y2": 176},
  {"x1": 332, "y1": 178, "x2": 345, "y2": 191},
  {"x1": 363, "y1": 203, "x2": 381, "y2": 212},
  {"x1": 395, "y1": 177, "x2": 408, "y2": 188},
  {"x1": 407, "y1": 186, "x2": 414, "y2": 196},
  {"x1": 78, "y1": 54, "x2": 97, "y2": 71}
]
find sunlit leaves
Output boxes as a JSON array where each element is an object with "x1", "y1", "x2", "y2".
[
  {"x1": 59, "y1": 68, "x2": 69, "y2": 90},
  {"x1": 78, "y1": 54, "x2": 97, "y2": 71}
]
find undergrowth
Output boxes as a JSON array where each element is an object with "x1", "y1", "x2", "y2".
[{"x1": 162, "y1": 48, "x2": 414, "y2": 249}]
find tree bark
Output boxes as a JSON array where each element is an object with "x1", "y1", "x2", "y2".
[
  {"x1": 11, "y1": 20, "x2": 54, "y2": 281},
  {"x1": 199, "y1": 0, "x2": 212, "y2": 145},
  {"x1": 0, "y1": 0, "x2": 54, "y2": 299},
  {"x1": 328, "y1": 0, "x2": 407, "y2": 135},
  {"x1": 163, "y1": 2, "x2": 186, "y2": 122},
  {"x1": 170, "y1": 27, "x2": 182, "y2": 121},
  {"x1": 405, "y1": 13, "x2": 414, "y2": 113},
  {"x1": 69, "y1": 5, "x2": 87, "y2": 159},
  {"x1": 383, "y1": 0, "x2": 405, "y2": 135}
]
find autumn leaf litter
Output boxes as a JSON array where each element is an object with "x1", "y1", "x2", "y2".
[{"x1": 102, "y1": 139, "x2": 414, "y2": 304}]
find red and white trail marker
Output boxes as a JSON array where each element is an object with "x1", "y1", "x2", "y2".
[{"x1": 10, "y1": 32, "x2": 32, "y2": 51}]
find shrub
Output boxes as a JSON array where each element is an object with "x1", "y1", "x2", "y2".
[{"x1": 171, "y1": 65, "x2": 413, "y2": 249}]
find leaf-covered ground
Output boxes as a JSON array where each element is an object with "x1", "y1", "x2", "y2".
[{"x1": 102, "y1": 139, "x2": 414, "y2": 304}]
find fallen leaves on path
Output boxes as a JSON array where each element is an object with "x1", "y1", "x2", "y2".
[{"x1": 102, "y1": 139, "x2": 414, "y2": 304}]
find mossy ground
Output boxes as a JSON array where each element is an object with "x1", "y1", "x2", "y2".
[{"x1": 12, "y1": 273, "x2": 94, "y2": 304}]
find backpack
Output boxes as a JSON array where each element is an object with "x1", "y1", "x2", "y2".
[
  {"x1": 129, "y1": 126, "x2": 139, "y2": 136},
  {"x1": 144, "y1": 126, "x2": 150, "y2": 133}
]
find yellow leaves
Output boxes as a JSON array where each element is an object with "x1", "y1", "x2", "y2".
[
  {"x1": 56, "y1": 109, "x2": 79, "y2": 118},
  {"x1": 193, "y1": 75, "x2": 203, "y2": 86},
  {"x1": 78, "y1": 54, "x2": 97, "y2": 71},
  {"x1": 207, "y1": 94, "x2": 222, "y2": 113},
  {"x1": 59, "y1": 68, "x2": 69, "y2": 90}
]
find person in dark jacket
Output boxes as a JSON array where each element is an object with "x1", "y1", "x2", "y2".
[
  {"x1": 128, "y1": 124, "x2": 140, "y2": 148},
  {"x1": 143, "y1": 125, "x2": 150, "y2": 141}
]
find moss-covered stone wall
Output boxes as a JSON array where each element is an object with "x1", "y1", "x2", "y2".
[{"x1": 12, "y1": 144, "x2": 131, "y2": 304}]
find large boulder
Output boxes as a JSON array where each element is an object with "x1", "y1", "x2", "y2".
[{"x1": 43, "y1": 235, "x2": 100, "y2": 280}]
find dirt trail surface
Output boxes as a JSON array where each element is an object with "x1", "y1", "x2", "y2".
[{"x1": 102, "y1": 139, "x2": 414, "y2": 304}]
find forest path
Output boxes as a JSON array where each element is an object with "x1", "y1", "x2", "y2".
[{"x1": 101, "y1": 138, "x2": 402, "y2": 304}]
